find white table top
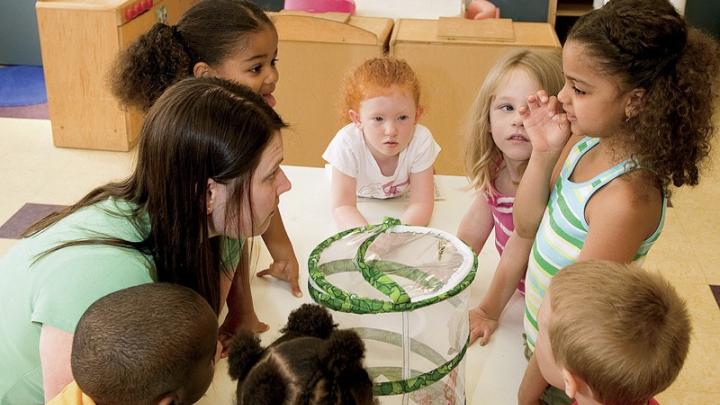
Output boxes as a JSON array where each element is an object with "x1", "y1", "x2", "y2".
[{"x1": 198, "y1": 165, "x2": 526, "y2": 405}]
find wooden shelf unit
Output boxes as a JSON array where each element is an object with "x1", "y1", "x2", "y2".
[
  {"x1": 547, "y1": 0, "x2": 595, "y2": 28},
  {"x1": 557, "y1": 0, "x2": 594, "y2": 17}
]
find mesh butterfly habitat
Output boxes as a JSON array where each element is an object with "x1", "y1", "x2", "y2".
[{"x1": 309, "y1": 218, "x2": 477, "y2": 404}]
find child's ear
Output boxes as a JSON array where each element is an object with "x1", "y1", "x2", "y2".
[
  {"x1": 624, "y1": 87, "x2": 646, "y2": 119},
  {"x1": 193, "y1": 61, "x2": 213, "y2": 78},
  {"x1": 415, "y1": 106, "x2": 424, "y2": 121},
  {"x1": 156, "y1": 393, "x2": 178, "y2": 405},
  {"x1": 561, "y1": 368, "x2": 578, "y2": 399},
  {"x1": 348, "y1": 110, "x2": 361, "y2": 127}
]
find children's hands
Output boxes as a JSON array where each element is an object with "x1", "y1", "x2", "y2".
[
  {"x1": 469, "y1": 306, "x2": 499, "y2": 345},
  {"x1": 257, "y1": 258, "x2": 303, "y2": 298},
  {"x1": 519, "y1": 90, "x2": 571, "y2": 154}
]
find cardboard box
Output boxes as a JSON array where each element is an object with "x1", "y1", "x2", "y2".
[
  {"x1": 36, "y1": 0, "x2": 196, "y2": 151},
  {"x1": 390, "y1": 18, "x2": 560, "y2": 175},
  {"x1": 270, "y1": 12, "x2": 393, "y2": 167}
]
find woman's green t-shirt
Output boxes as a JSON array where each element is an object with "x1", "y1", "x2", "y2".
[{"x1": 0, "y1": 198, "x2": 240, "y2": 404}]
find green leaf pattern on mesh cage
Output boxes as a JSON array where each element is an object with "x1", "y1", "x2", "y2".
[
  {"x1": 307, "y1": 219, "x2": 478, "y2": 395},
  {"x1": 371, "y1": 339, "x2": 468, "y2": 396},
  {"x1": 354, "y1": 327, "x2": 468, "y2": 395},
  {"x1": 307, "y1": 218, "x2": 477, "y2": 313},
  {"x1": 354, "y1": 217, "x2": 411, "y2": 304}
]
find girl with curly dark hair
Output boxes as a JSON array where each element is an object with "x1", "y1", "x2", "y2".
[
  {"x1": 510, "y1": 0, "x2": 719, "y2": 403},
  {"x1": 229, "y1": 304, "x2": 377, "y2": 405},
  {"x1": 111, "y1": 0, "x2": 302, "y2": 342}
]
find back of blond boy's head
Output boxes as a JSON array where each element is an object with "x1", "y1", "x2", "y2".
[{"x1": 548, "y1": 261, "x2": 691, "y2": 405}]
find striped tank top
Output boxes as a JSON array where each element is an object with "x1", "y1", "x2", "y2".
[
  {"x1": 487, "y1": 187, "x2": 514, "y2": 256},
  {"x1": 523, "y1": 137, "x2": 666, "y2": 351}
]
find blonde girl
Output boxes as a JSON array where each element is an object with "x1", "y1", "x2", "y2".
[{"x1": 457, "y1": 49, "x2": 563, "y2": 345}]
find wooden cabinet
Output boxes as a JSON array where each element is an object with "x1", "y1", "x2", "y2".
[
  {"x1": 550, "y1": 0, "x2": 594, "y2": 22},
  {"x1": 36, "y1": 0, "x2": 196, "y2": 151},
  {"x1": 546, "y1": 0, "x2": 594, "y2": 41}
]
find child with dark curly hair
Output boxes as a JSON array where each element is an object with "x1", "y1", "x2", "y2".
[
  {"x1": 228, "y1": 304, "x2": 377, "y2": 405},
  {"x1": 511, "y1": 0, "x2": 719, "y2": 403},
  {"x1": 111, "y1": 0, "x2": 301, "y2": 343}
]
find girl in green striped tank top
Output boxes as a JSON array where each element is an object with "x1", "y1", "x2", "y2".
[{"x1": 510, "y1": 0, "x2": 720, "y2": 403}]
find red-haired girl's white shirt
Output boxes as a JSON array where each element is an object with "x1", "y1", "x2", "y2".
[{"x1": 323, "y1": 123, "x2": 440, "y2": 199}]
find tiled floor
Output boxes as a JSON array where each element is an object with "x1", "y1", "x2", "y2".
[{"x1": 0, "y1": 115, "x2": 718, "y2": 404}]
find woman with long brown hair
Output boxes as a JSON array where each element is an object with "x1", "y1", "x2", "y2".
[{"x1": 0, "y1": 77, "x2": 292, "y2": 403}]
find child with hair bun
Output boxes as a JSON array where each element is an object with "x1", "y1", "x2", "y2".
[
  {"x1": 323, "y1": 56, "x2": 441, "y2": 229},
  {"x1": 111, "y1": 0, "x2": 302, "y2": 339},
  {"x1": 229, "y1": 304, "x2": 376, "y2": 405}
]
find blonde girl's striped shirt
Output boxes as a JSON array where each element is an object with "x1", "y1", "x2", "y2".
[
  {"x1": 487, "y1": 188, "x2": 514, "y2": 255},
  {"x1": 523, "y1": 137, "x2": 666, "y2": 352}
]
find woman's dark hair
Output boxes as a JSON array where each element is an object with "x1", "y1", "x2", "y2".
[
  {"x1": 111, "y1": 0, "x2": 274, "y2": 111},
  {"x1": 568, "y1": 0, "x2": 719, "y2": 193},
  {"x1": 24, "y1": 77, "x2": 287, "y2": 313},
  {"x1": 229, "y1": 304, "x2": 376, "y2": 405}
]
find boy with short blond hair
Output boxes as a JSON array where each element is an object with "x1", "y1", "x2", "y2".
[{"x1": 532, "y1": 260, "x2": 691, "y2": 405}]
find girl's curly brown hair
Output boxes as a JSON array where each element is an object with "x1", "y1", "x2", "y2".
[
  {"x1": 110, "y1": 0, "x2": 273, "y2": 112},
  {"x1": 568, "y1": 0, "x2": 720, "y2": 193}
]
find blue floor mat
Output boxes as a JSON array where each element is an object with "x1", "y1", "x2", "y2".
[{"x1": 0, "y1": 65, "x2": 47, "y2": 107}]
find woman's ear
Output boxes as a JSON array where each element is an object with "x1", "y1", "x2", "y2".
[
  {"x1": 348, "y1": 110, "x2": 361, "y2": 127},
  {"x1": 624, "y1": 87, "x2": 646, "y2": 119},
  {"x1": 206, "y1": 179, "x2": 218, "y2": 214},
  {"x1": 193, "y1": 61, "x2": 213, "y2": 78}
]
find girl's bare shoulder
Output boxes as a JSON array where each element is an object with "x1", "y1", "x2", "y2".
[{"x1": 586, "y1": 169, "x2": 663, "y2": 236}]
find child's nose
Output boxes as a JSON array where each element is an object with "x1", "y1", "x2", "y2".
[
  {"x1": 558, "y1": 83, "x2": 570, "y2": 105},
  {"x1": 265, "y1": 68, "x2": 278, "y2": 85},
  {"x1": 512, "y1": 112, "x2": 524, "y2": 127},
  {"x1": 384, "y1": 122, "x2": 398, "y2": 136}
]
